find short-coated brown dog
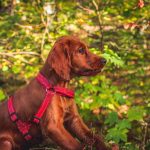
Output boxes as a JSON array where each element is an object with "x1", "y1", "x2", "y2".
[{"x1": 0, "y1": 36, "x2": 109, "y2": 150}]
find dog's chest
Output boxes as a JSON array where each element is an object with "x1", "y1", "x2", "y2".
[{"x1": 59, "y1": 96, "x2": 73, "y2": 112}]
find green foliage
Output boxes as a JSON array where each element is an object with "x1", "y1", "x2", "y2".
[
  {"x1": 102, "y1": 45, "x2": 124, "y2": 67},
  {"x1": 106, "y1": 119, "x2": 131, "y2": 143},
  {"x1": 105, "y1": 112, "x2": 119, "y2": 126},
  {"x1": 127, "y1": 106, "x2": 146, "y2": 121},
  {"x1": 105, "y1": 112, "x2": 132, "y2": 143}
]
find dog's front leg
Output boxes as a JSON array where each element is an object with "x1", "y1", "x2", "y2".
[
  {"x1": 66, "y1": 102, "x2": 109, "y2": 150},
  {"x1": 43, "y1": 109, "x2": 83, "y2": 150},
  {"x1": 47, "y1": 125, "x2": 83, "y2": 150}
]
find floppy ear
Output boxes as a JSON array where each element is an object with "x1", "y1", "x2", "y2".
[{"x1": 48, "y1": 42, "x2": 71, "y2": 81}]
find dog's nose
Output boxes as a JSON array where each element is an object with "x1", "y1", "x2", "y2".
[{"x1": 101, "y1": 58, "x2": 107, "y2": 64}]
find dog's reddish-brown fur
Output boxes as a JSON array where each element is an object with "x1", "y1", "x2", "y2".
[{"x1": 0, "y1": 36, "x2": 108, "y2": 150}]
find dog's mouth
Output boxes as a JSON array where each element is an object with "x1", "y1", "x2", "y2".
[{"x1": 77, "y1": 68, "x2": 102, "y2": 76}]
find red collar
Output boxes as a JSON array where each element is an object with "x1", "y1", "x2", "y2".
[{"x1": 36, "y1": 73, "x2": 74, "y2": 98}]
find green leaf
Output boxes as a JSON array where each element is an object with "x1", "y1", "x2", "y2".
[
  {"x1": 127, "y1": 106, "x2": 146, "y2": 121},
  {"x1": 106, "y1": 119, "x2": 131, "y2": 143},
  {"x1": 123, "y1": 143, "x2": 139, "y2": 150},
  {"x1": 102, "y1": 45, "x2": 124, "y2": 67},
  {"x1": 0, "y1": 89, "x2": 6, "y2": 101},
  {"x1": 105, "y1": 112, "x2": 119, "y2": 126},
  {"x1": 2, "y1": 66, "x2": 9, "y2": 72},
  {"x1": 117, "y1": 119, "x2": 131, "y2": 130},
  {"x1": 12, "y1": 66, "x2": 21, "y2": 74},
  {"x1": 106, "y1": 127, "x2": 128, "y2": 143},
  {"x1": 114, "y1": 92, "x2": 126, "y2": 104}
]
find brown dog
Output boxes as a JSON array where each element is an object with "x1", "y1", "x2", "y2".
[{"x1": 0, "y1": 36, "x2": 108, "y2": 150}]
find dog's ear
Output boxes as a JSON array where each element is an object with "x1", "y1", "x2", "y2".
[{"x1": 48, "y1": 42, "x2": 71, "y2": 81}]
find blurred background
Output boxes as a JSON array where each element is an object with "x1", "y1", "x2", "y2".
[{"x1": 0, "y1": 0, "x2": 150, "y2": 149}]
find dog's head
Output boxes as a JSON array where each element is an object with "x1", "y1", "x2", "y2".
[{"x1": 48, "y1": 36, "x2": 106, "y2": 81}]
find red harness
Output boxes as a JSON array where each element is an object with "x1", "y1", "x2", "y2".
[{"x1": 7, "y1": 73, "x2": 74, "y2": 141}]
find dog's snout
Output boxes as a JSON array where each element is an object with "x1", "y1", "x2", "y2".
[{"x1": 101, "y1": 58, "x2": 107, "y2": 64}]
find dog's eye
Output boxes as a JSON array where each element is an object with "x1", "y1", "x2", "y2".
[{"x1": 78, "y1": 48, "x2": 85, "y2": 54}]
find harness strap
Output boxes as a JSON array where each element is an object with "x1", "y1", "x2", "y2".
[
  {"x1": 33, "y1": 73, "x2": 74, "y2": 124},
  {"x1": 33, "y1": 91, "x2": 54, "y2": 124},
  {"x1": 8, "y1": 97, "x2": 18, "y2": 122},
  {"x1": 36, "y1": 73, "x2": 52, "y2": 89},
  {"x1": 8, "y1": 96, "x2": 32, "y2": 141},
  {"x1": 7, "y1": 73, "x2": 74, "y2": 141},
  {"x1": 54, "y1": 86, "x2": 74, "y2": 98}
]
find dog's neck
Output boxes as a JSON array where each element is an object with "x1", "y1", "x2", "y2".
[{"x1": 40, "y1": 62, "x2": 69, "y2": 88}]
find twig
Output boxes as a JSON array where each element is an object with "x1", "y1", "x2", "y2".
[
  {"x1": 41, "y1": 14, "x2": 47, "y2": 27},
  {"x1": 141, "y1": 122, "x2": 148, "y2": 150},
  {"x1": 92, "y1": 0, "x2": 104, "y2": 51},
  {"x1": 10, "y1": 0, "x2": 16, "y2": 16},
  {"x1": 40, "y1": 13, "x2": 55, "y2": 56},
  {"x1": 77, "y1": 3, "x2": 94, "y2": 14},
  {"x1": 0, "y1": 52, "x2": 40, "y2": 56},
  {"x1": 92, "y1": 0, "x2": 99, "y2": 10},
  {"x1": 41, "y1": 16, "x2": 50, "y2": 51},
  {"x1": 0, "y1": 52, "x2": 33, "y2": 65}
]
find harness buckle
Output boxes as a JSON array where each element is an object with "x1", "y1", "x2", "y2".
[
  {"x1": 33, "y1": 116, "x2": 41, "y2": 124},
  {"x1": 46, "y1": 86, "x2": 55, "y2": 93}
]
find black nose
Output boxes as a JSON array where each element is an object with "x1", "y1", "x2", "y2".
[{"x1": 101, "y1": 58, "x2": 107, "y2": 64}]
